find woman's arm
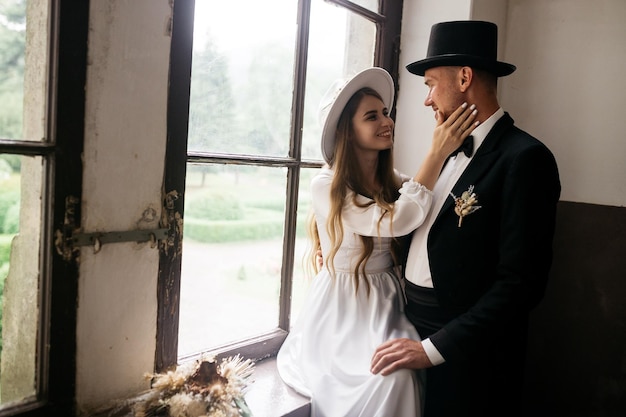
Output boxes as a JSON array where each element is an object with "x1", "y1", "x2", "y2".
[
  {"x1": 312, "y1": 169, "x2": 432, "y2": 238},
  {"x1": 311, "y1": 104, "x2": 479, "y2": 238},
  {"x1": 413, "y1": 103, "x2": 478, "y2": 190}
]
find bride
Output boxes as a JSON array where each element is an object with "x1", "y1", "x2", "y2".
[{"x1": 276, "y1": 67, "x2": 478, "y2": 417}]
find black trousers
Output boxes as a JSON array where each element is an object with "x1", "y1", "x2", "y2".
[{"x1": 404, "y1": 280, "x2": 523, "y2": 417}]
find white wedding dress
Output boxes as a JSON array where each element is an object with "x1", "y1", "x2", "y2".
[{"x1": 277, "y1": 168, "x2": 432, "y2": 417}]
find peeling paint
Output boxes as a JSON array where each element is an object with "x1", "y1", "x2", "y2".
[
  {"x1": 55, "y1": 195, "x2": 81, "y2": 262},
  {"x1": 160, "y1": 190, "x2": 183, "y2": 256},
  {"x1": 164, "y1": 16, "x2": 173, "y2": 37},
  {"x1": 137, "y1": 206, "x2": 158, "y2": 225},
  {"x1": 165, "y1": 0, "x2": 174, "y2": 37}
]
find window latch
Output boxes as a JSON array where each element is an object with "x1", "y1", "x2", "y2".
[
  {"x1": 55, "y1": 195, "x2": 174, "y2": 260},
  {"x1": 71, "y1": 228, "x2": 169, "y2": 253}
]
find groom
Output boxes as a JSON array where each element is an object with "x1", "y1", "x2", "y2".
[{"x1": 371, "y1": 21, "x2": 561, "y2": 416}]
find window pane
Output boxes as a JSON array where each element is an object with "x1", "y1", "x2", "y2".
[
  {"x1": 0, "y1": 0, "x2": 49, "y2": 408},
  {"x1": 343, "y1": 0, "x2": 380, "y2": 13},
  {"x1": 0, "y1": 0, "x2": 45, "y2": 142},
  {"x1": 188, "y1": 0, "x2": 298, "y2": 157},
  {"x1": 178, "y1": 164, "x2": 289, "y2": 356},
  {"x1": 0, "y1": 154, "x2": 43, "y2": 405},
  {"x1": 301, "y1": 0, "x2": 377, "y2": 161}
]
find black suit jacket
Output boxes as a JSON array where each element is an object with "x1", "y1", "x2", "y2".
[{"x1": 421, "y1": 112, "x2": 561, "y2": 367}]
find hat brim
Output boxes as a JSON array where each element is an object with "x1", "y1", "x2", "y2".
[
  {"x1": 320, "y1": 67, "x2": 394, "y2": 164},
  {"x1": 406, "y1": 54, "x2": 516, "y2": 77}
]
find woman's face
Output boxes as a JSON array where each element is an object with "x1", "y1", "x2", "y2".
[{"x1": 350, "y1": 94, "x2": 394, "y2": 156}]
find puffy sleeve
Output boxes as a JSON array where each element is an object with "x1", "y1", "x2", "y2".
[
  {"x1": 311, "y1": 168, "x2": 433, "y2": 238},
  {"x1": 396, "y1": 170, "x2": 413, "y2": 184}
]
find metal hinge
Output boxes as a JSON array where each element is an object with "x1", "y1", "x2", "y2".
[
  {"x1": 55, "y1": 227, "x2": 169, "y2": 259},
  {"x1": 54, "y1": 195, "x2": 170, "y2": 259},
  {"x1": 72, "y1": 228, "x2": 169, "y2": 253}
]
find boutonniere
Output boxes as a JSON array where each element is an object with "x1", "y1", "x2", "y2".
[{"x1": 450, "y1": 185, "x2": 481, "y2": 227}]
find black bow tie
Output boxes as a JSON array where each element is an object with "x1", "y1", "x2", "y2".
[{"x1": 450, "y1": 136, "x2": 474, "y2": 158}]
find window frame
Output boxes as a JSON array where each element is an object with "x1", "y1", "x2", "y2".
[
  {"x1": 158, "y1": 0, "x2": 403, "y2": 371},
  {"x1": 0, "y1": 0, "x2": 88, "y2": 416}
]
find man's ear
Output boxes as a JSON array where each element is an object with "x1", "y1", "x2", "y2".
[{"x1": 459, "y1": 66, "x2": 473, "y2": 92}]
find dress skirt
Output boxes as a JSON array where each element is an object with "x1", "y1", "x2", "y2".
[{"x1": 277, "y1": 265, "x2": 423, "y2": 417}]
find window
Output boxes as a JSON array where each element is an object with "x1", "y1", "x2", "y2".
[
  {"x1": 159, "y1": 0, "x2": 402, "y2": 369},
  {"x1": 0, "y1": 0, "x2": 87, "y2": 415},
  {"x1": 0, "y1": 0, "x2": 50, "y2": 410}
]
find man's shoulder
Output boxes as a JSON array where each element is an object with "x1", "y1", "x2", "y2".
[
  {"x1": 497, "y1": 117, "x2": 553, "y2": 155},
  {"x1": 507, "y1": 126, "x2": 545, "y2": 147}
]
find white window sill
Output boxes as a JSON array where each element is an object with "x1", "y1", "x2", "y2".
[{"x1": 245, "y1": 357, "x2": 311, "y2": 417}]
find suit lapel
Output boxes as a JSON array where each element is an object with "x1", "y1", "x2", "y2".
[{"x1": 433, "y1": 113, "x2": 514, "y2": 225}]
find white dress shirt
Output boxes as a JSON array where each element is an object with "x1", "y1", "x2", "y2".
[{"x1": 406, "y1": 108, "x2": 505, "y2": 364}]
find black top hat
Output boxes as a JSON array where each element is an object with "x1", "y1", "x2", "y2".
[{"x1": 407, "y1": 20, "x2": 516, "y2": 77}]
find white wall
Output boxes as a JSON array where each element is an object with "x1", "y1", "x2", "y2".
[
  {"x1": 76, "y1": 0, "x2": 171, "y2": 409},
  {"x1": 394, "y1": 0, "x2": 473, "y2": 178},
  {"x1": 502, "y1": 0, "x2": 626, "y2": 206},
  {"x1": 395, "y1": 0, "x2": 626, "y2": 207}
]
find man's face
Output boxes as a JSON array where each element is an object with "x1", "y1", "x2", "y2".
[{"x1": 423, "y1": 66, "x2": 464, "y2": 121}]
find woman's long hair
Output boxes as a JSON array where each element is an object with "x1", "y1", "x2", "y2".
[{"x1": 307, "y1": 87, "x2": 403, "y2": 295}]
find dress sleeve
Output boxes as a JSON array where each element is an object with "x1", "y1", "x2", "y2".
[
  {"x1": 311, "y1": 168, "x2": 433, "y2": 238},
  {"x1": 395, "y1": 169, "x2": 413, "y2": 184}
]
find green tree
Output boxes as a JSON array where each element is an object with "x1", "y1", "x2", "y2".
[
  {"x1": 238, "y1": 41, "x2": 294, "y2": 156},
  {"x1": 187, "y1": 34, "x2": 237, "y2": 153}
]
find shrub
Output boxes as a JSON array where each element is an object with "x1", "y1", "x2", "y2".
[
  {"x1": 0, "y1": 155, "x2": 20, "y2": 173},
  {"x1": 184, "y1": 217, "x2": 284, "y2": 243},
  {"x1": 184, "y1": 206, "x2": 311, "y2": 243},
  {"x1": 0, "y1": 235, "x2": 12, "y2": 265},
  {"x1": 0, "y1": 190, "x2": 19, "y2": 233},
  {"x1": 3, "y1": 202, "x2": 19, "y2": 234},
  {"x1": 185, "y1": 191, "x2": 243, "y2": 221},
  {"x1": 247, "y1": 199, "x2": 284, "y2": 212},
  {"x1": 0, "y1": 244, "x2": 10, "y2": 358}
]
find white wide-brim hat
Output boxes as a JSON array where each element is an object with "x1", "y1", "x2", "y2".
[{"x1": 318, "y1": 67, "x2": 395, "y2": 164}]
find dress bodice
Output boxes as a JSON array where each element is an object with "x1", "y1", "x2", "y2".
[{"x1": 318, "y1": 228, "x2": 395, "y2": 273}]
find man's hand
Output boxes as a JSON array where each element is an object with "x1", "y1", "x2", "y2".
[{"x1": 370, "y1": 338, "x2": 434, "y2": 375}]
